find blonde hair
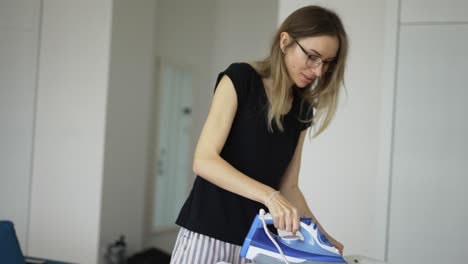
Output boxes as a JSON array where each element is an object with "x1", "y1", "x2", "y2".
[{"x1": 252, "y1": 5, "x2": 349, "y2": 137}]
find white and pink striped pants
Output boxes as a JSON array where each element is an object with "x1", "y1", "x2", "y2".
[{"x1": 170, "y1": 227, "x2": 255, "y2": 264}]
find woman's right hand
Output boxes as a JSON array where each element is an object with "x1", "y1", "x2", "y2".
[{"x1": 264, "y1": 191, "x2": 300, "y2": 234}]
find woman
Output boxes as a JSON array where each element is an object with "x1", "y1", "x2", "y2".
[{"x1": 171, "y1": 5, "x2": 349, "y2": 264}]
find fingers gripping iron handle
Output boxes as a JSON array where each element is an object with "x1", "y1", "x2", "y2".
[
  {"x1": 259, "y1": 209, "x2": 334, "y2": 248},
  {"x1": 259, "y1": 209, "x2": 312, "y2": 225}
]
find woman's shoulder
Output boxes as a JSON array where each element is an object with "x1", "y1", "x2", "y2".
[
  {"x1": 214, "y1": 62, "x2": 263, "y2": 106},
  {"x1": 223, "y1": 62, "x2": 259, "y2": 77},
  {"x1": 218, "y1": 62, "x2": 261, "y2": 89}
]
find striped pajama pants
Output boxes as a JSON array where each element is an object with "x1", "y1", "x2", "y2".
[{"x1": 170, "y1": 227, "x2": 255, "y2": 264}]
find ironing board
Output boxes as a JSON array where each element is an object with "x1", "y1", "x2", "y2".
[{"x1": 343, "y1": 255, "x2": 388, "y2": 264}]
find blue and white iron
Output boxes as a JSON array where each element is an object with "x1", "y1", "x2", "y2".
[{"x1": 240, "y1": 209, "x2": 347, "y2": 264}]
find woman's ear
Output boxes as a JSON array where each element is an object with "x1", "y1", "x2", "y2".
[{"x1": 279, "y1": 32, "x2": 291, "y2": 52}]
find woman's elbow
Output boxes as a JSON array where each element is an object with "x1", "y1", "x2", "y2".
[
  {"x1": 193, "y1": 154, "x2": 220, "y2": 177},
  {"x1": 193, "y1": 158, "x2": 202, "y2": 176},
  {"x1": 192, "y1": 156, "x2": 210, "y2": 176}
]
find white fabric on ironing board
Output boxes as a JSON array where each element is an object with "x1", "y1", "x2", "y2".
[{"x1": 344, "y1": 255, "x2": 388, "y2": 264}]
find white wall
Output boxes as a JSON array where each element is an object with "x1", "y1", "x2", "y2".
[
  {"x1": 154, "y1": 0, "x2": 217, "y2": 156},
  {"x1": 279, "y1": 0, "x2": 387, "y2": 259},
  {"x1": 99, "y1": 0, "x2": 157, "y2": 261},
  {"x1": 0, "y1": 0, "x2": 40, "y2": 250},
  {"x1": 400, "y1": 0, "x2": 468, "y2": 23},
  {"x1": 27, "y1": 1, "x2": 112, "y2": 263},
  {"x1": 211, "y1": 0, "x2": 278, "y2": 83}
]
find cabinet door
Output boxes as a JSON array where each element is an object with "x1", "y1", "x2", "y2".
[
  {"x1": 0, "y1": 0, "x2": 41, "y2": 249},
  {"x1": 388, "y1": 24, "x2": 468, "y2": 264}
]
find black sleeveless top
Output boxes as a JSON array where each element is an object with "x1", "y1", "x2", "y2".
[{"x1": 175, "y1": 63, "x2": 313, "y2": 245}]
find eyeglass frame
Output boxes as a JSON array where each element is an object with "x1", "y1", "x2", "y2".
[{"x1": 292, "y1": 38, "x2": 337, "y2": 73}]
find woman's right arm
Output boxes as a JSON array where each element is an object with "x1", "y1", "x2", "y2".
[
  {"x1": 194, "y1": 75, "x2": 300, "y2": 233},
  {"x1": 193, "y1": 75, "x2": 274, "y2": 204}
]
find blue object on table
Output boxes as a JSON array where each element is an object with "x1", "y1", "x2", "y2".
[
  {"x1": 0, "y1": 220, "x2": 71, "y2": 264},
  {"x1": 0, "y1": 220, "x2": 25, "y2": 264}
]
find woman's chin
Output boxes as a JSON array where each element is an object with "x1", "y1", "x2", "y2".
[
  {"x1": 294, "y1": 75, "x2": 314, "y2": 88},
  {"x1": 295, "y1": 80, "x2": 311, "y2": 88}
]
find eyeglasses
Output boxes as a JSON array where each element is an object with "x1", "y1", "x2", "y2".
[{"x1": 293, "y1": 38, "x2": 336, "y2": 73}]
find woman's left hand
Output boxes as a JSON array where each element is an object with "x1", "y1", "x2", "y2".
[{"x1": 325, "y1": 234, "x2": 344, "y2": 256}]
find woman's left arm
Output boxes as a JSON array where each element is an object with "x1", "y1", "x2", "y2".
[{"x1": 279, "y1": 130, "x2": 344, "y2": 255}]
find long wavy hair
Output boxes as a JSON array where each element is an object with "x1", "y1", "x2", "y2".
[{"x1": 252, "y1": 5, "x2": 349, "y2": 137}]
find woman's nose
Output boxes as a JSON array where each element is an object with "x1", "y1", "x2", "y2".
[{"x1": 310, "y1": 64, "x2": 324, "y2": 77}]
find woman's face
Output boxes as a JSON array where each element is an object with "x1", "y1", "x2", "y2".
[{"x1": 281, "y1": 33, "x2": 339, "y2": 88}]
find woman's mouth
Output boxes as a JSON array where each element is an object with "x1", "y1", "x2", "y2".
[{"x1": 301, "y1": 73, "x2": 314, "y2": 83}]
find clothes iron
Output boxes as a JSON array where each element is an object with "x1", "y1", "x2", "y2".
[{"x1": 240, "y1": 209, "x2": 347, "y2": 264}]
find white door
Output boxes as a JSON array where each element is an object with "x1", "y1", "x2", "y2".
[{"x1": 152, "y1": 58, "x2": 193, "y2": 231}]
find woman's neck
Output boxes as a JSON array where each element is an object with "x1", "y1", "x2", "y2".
[
  {"x1": 262, "y1": 77, "x2": 294, "y2": 115},
  {"x1": 262, "y1": 77, "x2": 293, "y2": 97}
]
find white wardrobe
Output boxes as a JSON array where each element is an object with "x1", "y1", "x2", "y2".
[
  {"x1": 387, "y1": 1, "x2": 468, "y2": 263},
  {"x1": 0, "y1": 0, "x2": 41, "y2": 250}
]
